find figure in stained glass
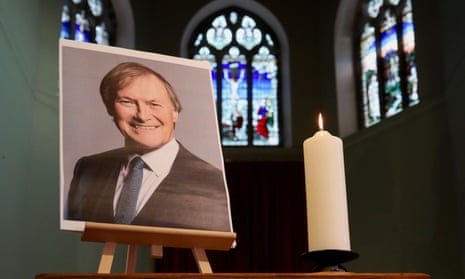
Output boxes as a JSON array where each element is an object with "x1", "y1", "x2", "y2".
[
  {"x1": 256, "y1": 98, "x2": 273, "y2": 140},
  {"x1": 74, "y1": 10, "x2": 91, "y2": 42},
  {"x1": 224, "y1": 65, "x2": 245, "y2": 103},
  {"x1": 190, "y1": 8, "x2": 281, "y2": 146},
  {"x1": 61, "y1": 4, "x2": 71, "y2": 39},
  {"x1": 366, "y1": 71, "x2": 381, "y2": 122},
  {"x1": 60, "y1": 0, "x2": 116, "y2": 46},
  {"x1": 355, "y1": 0, "x2": 419, "y2": 128}
]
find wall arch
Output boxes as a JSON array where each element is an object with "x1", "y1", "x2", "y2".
[{"x1": 334, "y1": 0, "x2": 359, "y2": 137}]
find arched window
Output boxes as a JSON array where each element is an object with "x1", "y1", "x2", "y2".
[
  {"x1": 182, "y1": 2, "x2": 289, "y2": 147},
  {"x1": 354, "y1": 0, "x2": 419, "y2": 128},
  {"x1": 60, "y1": 0, "x2": 117, "y2": 46}
]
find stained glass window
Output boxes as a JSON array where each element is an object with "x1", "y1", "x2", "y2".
[
  {"x1": 60, "y1": 0, "x2": 116, "y2": 46},
  {"x1": 355, "y1": 0, "x2": 419, "y2": 128},
  {"x1": 188, "y1": 9, "x2": 281, "y2": 147}
]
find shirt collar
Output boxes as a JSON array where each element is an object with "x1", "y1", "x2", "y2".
[{"x1": 132, "y1": 139, "x2": 179, "y2": 176}]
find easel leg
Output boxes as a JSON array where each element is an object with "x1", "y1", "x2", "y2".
[
  {"x1": 151, "y1": 245, "x2": 163, "y2": 259},
  {"x1": 192, "y1": 248, "x2": 212, "y2": 273},
  {"x1": 98, "y1": 242, "x2": 117, "y2": 273},
  {"x1": 125, "y1": 244, "x2": 138, "y2": 273}
]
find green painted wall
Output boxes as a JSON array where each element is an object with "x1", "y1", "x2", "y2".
[
  {"x1": 1, "y1": 0, "x2": 464, "y2": 278},
  {"x1": 0, "y1": 0, "x2": 154, "y2": 276}
]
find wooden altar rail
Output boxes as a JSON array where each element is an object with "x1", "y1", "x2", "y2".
[{"x1": 36, "y1": 272, "x2": 430, "y2": 279}]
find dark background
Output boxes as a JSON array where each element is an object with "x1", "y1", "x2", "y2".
[{"x1": 1, "y1": 0, "x2": 464, "y2": 278}]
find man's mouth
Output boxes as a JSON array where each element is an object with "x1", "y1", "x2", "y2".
[{"x1": 132, "y1": 124, "x2": 159, "y2": 130}]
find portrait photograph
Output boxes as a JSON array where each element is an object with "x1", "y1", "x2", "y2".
[{"x1": 59, "y1": 39, "x2": 233, "y2": 233}]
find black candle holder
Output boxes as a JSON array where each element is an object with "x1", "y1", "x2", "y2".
[{"x1": 302, "y1": 249, "x2": 359, "y2": 272}]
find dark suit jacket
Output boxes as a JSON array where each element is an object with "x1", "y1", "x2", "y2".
[{"x1": 67, "y1": 143, "x2": 232, "y2": 232}]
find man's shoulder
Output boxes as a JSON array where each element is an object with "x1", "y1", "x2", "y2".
[
  {"x1": 164, "y1": 143, "x2": 226, "y2": 193},
  {"x1": 176, "y1": 143, "x2": 222, "y2": 174},
  {"x1": 76, "y1": 147, "x2": 127, "y2": 165}
]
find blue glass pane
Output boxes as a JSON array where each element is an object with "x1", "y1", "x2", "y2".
[
  {"x1": 190, "y1": 9, "x2": 280, "y2": 146},
  {"x1": 236, "y1": 16, "x2": 262, "y2": 50},
  {"x1": 357, "y1": 0, "x2": 420, "y2": 128},
  {"x1": 221, "y1": 48, "x2": 248, "y2": 146},
  {"x1": 193, "y1": 46, "x2": 218, "y2": 101},
  {"x1": 61, "y1": 4, "x2": 71, "y2": 39},
  {"x1": 74, "y1": 10, "x2": 91, "y2": 42},
  {"x1": 402, "y1": 0, "x2": 419, "y2": 106},
  {"x1": 211, "y1": 64, "x2": 218, "y2": 102},
  {"x1": 60, "y1": 0, "x2": 115, "y2": 45},
  {"x1": 367, "y1": 0, "x2": 383, "y2": 18},
  {"x1": 381, "y1": 11, "x2": 403, "y2": 117},
  {"x1": 360, "y1": 24, "x2": 381, "y2": 127},
  {"x1": 252, "y1": 47, "x2": 279, "y2": 146},
  {"x1": 206, "y1": 15, "x2": 233, "y2": 50}
]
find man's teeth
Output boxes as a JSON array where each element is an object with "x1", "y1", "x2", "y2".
[{"x1": 135, "y1": 125, "x2": 157, "y2": 129}]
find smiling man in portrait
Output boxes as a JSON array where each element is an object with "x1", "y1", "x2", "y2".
[{"x1": 65, "y1": 61, "x2": 232, "y2": 232}]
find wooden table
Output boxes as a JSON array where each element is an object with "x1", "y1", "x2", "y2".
[{"x1": 35, "y1": 272, "x2": 430, "y2": 279}]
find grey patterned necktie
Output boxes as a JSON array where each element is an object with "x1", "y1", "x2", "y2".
[{"x1": 115, "y1": 156, "x2": 145, "y2": 224}]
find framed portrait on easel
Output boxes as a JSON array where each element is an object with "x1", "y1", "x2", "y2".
[{"x1": 59, "y1": 39, "x2": 234, "y2": 235}]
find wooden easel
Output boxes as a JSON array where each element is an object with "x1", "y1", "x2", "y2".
[{"x1": 81, "y1": 222, "x2": 236, "y2": 274}]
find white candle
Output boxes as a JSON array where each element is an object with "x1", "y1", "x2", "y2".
[{"x1": 303, "y1": 113, "x2": 351, "y2": 252}]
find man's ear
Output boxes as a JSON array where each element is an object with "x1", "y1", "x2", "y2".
[{"x1": 172, "y1": 110, "x2": 179, "y2": 123}]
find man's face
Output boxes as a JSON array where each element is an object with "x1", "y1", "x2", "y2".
[{"x1": 112, "y1": 74, "x2": 179, "y2": 153}]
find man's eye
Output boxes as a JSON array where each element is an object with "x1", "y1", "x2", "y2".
[
  {"x1": 117, "y1": 99, "x2": 135, "y2": 106},
  {"x1": 150, "y1": 103, "x2": 163, "y2": 108}
]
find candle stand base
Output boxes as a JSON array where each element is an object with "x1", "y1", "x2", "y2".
[{"x1": 301, "y1": 249, "x2": 359, "y2": 272}]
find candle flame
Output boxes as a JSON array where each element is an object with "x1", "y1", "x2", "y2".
[{"x1": 318, "y1": 113, "x2": 324, "y2": 130}]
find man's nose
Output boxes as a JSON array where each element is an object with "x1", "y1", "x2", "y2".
[{"x1": 135, "y1": 104, "x2": 151, "y2": 121}]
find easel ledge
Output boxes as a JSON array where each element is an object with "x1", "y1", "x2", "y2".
[
  {"x1": 82, "y1": 222, "x2": 236, "y2": 250},
  {"x1": 81, "y1": 222, "x2": 236, "y2": 274}
]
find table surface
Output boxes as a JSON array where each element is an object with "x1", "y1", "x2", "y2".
[{"x1": 35, "y1": 272, "x2": 430, "y2": 279}]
